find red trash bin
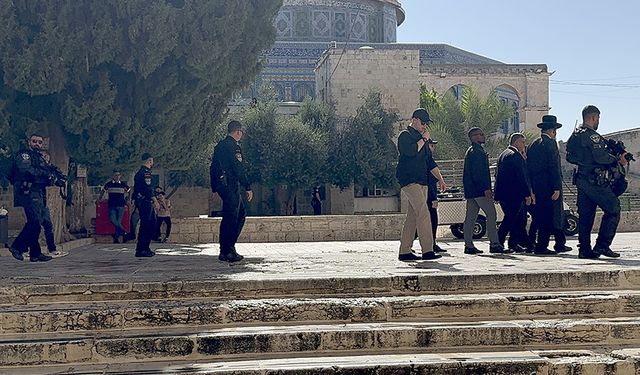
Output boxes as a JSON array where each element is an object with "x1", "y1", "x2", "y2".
[{"x1": 95, "y1": 201, "x2": 131, "y2": 235}]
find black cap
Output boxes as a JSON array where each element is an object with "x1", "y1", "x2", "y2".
[
  {"x1": 412, "y1": 108, "x2": 431, "y2": 124},
  {"x1": 141, "y1": 152, "x2": 152, "y2": 161},
  {"x1": 537, "y1": 115, "x2": 562, "y2": 130}
]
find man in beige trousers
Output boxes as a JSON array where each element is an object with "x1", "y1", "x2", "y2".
[{"x1": 395, "y1": 108, "x2": 447, "y2": 261}]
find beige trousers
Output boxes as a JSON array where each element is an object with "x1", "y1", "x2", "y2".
[{"x1": 399, "y1": 183, "x2": 433, "y2": 254}]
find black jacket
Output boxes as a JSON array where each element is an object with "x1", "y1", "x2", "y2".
[
  {"x1": 395, "y1": 126, "x2": 437, "y2": 187},
  {"x1": 463, "y1": 143, "x2": 491, "y2": 199},
  {"x1": 133, "y1": 165, "x2": 154, "y2": 203},
  {"x1": 527, "y1": 134, "x2": 562, "y2": 196},
  {"x1": 210, "y1": 136, "x2": 251, "y2": 193},
  {"x1": 494, "y1": 146, "x2": 530, "y2": 202}
]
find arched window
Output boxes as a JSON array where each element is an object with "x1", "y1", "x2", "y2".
[
  {"x1": 495, "y1": 85, "x2": 521, "y2": 133},
  {"x1": 447, "y1": 84, "x2": 466, "y2": 101}
]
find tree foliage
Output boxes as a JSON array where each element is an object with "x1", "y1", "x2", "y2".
[
  {"x1": 0, "y1": 0, "x2": 282, "y2": 179},
  {"x1": 239, "y1": 96, "x2": 327, "y2": 215},
  {"x1": 329, "y1": 91, "x2": 398, "y2": 189},
  {"x1": 419, "y1": 84, "x2": 516, "y2": 159}
]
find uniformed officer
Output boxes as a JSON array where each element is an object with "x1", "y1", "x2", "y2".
[
  {"x1": 8, "y1": 134, "x2": 54, "y2": 262},
  {"x1": 210, "y1": 120, "x2": 253, "y2": 262},
  {"x1": 132, "y1": 153, "x2": 157, "y2": 257},
  {"x1": 566, "y1": 105, "x2": 627, "y2": 258},
  {"x1": 526, "y1": 115, "x2": 571, "y2": 255}
]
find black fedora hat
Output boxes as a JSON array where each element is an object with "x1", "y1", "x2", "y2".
[{"x1": 537, "y1": 115, "x2": 562, "y2": 130}]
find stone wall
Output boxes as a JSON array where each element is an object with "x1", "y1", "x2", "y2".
[
  {"x1": 171, "y1": 214, "x2": 405, "y2": 244},
  {"x1": 169, "y1": 211, "x2": 640, "y2": 244},
  {"x1": 316, "y1": 46, "x2": 550, "y2": 133},
  {"x1": 418, "y1": 66, "x2": 549, "y2": 134}
]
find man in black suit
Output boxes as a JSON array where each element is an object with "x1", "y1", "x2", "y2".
[
  {"x1": 527, "y1": 115, "x2": 572, "y2": 255},
  {"x1": 495, "y1": 133, "x2": 532, "y2": 253}
]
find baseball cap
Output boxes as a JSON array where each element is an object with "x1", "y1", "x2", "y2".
[{"x1": 412, "y1": 108, "x2": 432, "y2": 124}]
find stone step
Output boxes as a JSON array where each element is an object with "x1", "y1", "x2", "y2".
[
  {"x1": 2, "y1": 290, "x2": 640, "y2": 334},
  {"x1": 3, "y1": 349, "x2": 639, "y2": 375},
  {"x1": 2, "y1": 318, "x2": 640, "y2": 366},
  {"x1": 3, "y1": 268, "x2": 640, "y2": 304}
]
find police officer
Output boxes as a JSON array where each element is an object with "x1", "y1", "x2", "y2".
[
  {"x1": 132, "y1": 153, "x2": 157, "y2": 257},
  {"x1": 8, "y1": 134, "x2": 54, "y2": 262},
  {"x1": 527, "y1": 115, "x2": 572, "y2": 255},
  {"x1": 210, "y1": 120, "x2": 253, "y2": 262},
  {"x1": 566, "y1": 105, "x2": 627, "y2": 258}
]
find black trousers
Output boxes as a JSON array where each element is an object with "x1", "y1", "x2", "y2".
[
  {"x1": 135, "y1": 200, "x2": 156, "y2": 253},
  {"x1": 156, "y1": 217, "x2": 172, "y2": 238},
  {"x1": 498, "y1": 199, "x2": 527, "y2": 248},
  {"x1": 576, "y1": 176, "x2": 620, "y2": 252},
  {"x1": 532, "y1": 195, "x2": 566, "y2": 251},
  {"x1": 427, "y1": 199, "x2": 438, "y2": 244},
  {"x1": 312, "y1": 199, "x2": 321, "y2": 215},
  {"x1": 12, "y1": 191, "x2": 44, "y2": 258},
  {"x1": 219, "y1": 187, "x2": 246, "y2": 254}
]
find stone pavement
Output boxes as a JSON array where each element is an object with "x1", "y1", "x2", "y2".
[
  {"x1": 1, "y1": 233, "x2": 639, "y2": 286},
  {"x1": 2, "y1": 234, "x2": 640, "y2": 374}
]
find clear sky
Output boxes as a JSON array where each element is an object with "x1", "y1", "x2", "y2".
[{"x1": 396, "y1": 0, "x2": 640, "y2": 140}]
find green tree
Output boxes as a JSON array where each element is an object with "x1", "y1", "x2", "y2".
[
  {"x1": 331, "y1": 91, "x2": 398, "y2": 190},
  {"x1": 240, "y1": 96, "x2": 328, "y2": 215},
  {"x1": 419, "y1": 84, "x2": 515, "y2": 159},
  {"x1": 0, "y1": 0, "x2": 282, "y2": 238}
]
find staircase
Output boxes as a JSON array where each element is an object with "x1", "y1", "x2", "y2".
[{"x1": 2, "y1": 269, "x2": 640, "y2": 374}]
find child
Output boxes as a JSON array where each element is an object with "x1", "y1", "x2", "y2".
[{"x1": 154, "y1": 191, "x2": 172, "y2": 242}]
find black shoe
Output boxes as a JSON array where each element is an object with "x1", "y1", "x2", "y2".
[
  {"x1": 422, "y1": 251, "x2": 442, "y2": 260},
  {"x1": 30, "y1": 254, "x2": 53, "y2": 262},
  {"x1": 433, "y1": 244, "x2": 447, "y2": 253},
  {"x1": 464, "y1": 246, "x2": 483, "y2": 255},
  {"x1": 121, "y1": 236, "x2": 128, "y2": 244},
  {"x1": 9, "y1": 247, "x2": 24, "y2": 261},
  {"x1": 578, "y1": 250, "x2": 601, "y2": 259},
  {"x1": 135, "y1": 250, "x2": 155, "y2": 258},
  {"x1": 525, "y1": 244, "x2": 535, "y2": 254},
  {"x1": 534, "y1": 248, "x2": 557, "y2": 256},
  {"x1": 219, "y1": 252, "x2": 244, "y2": 262},
  {"x1": 554, "y1": 245, "x2": 572, "y2": 253},
  {"x1": 112, "y1": 236, "x2": 120, "y2": 244},
  {"x1": 594, "y1": 247, "x2": 620, "y2": 258},
  {"x1": 398, "y1": 253, "x2": 422, "y2": 261},
  {"x1": 489, "y1": 244, "x2": 512, "y2": 254},
  {"x1": 509, "y1": 245, "x2": 527, "y2": 253}
]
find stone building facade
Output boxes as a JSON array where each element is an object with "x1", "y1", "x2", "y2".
[{"x1": 316, "y1": 45, "x2": 550, "y2": 134}]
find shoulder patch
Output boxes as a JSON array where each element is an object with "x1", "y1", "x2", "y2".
[
  {"x1": 590, "y1": 134, "x2": 600, "y2": 143},
  {"x1": 235, "y1": 152, "x2": 243, "y2": 162},
  {"x1": 21, "y1": 153, "x2": 30, "y2": 160}
]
